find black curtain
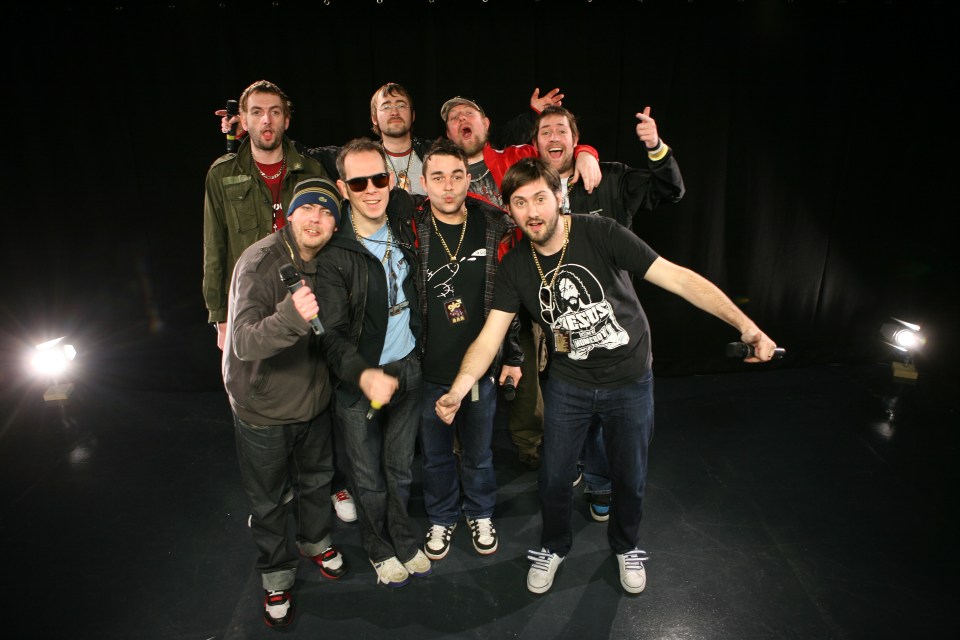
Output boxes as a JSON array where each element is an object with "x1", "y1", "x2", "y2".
[{"x1": 3, "y1": 0, "x2": 955, "y2": 391}]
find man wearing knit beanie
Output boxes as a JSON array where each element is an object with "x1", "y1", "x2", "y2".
[{"x1": 223, "y1": 176, "x2": 346, "y2": 629}]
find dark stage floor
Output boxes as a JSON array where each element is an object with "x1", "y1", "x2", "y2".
[{"x1": 0, "y1": 362, "x2": 956, "y2": 639}]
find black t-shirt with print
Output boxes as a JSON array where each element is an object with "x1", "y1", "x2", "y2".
[
  {"x1": 492, "y1": 214, "x2": 659, "y2": 388},
  {"x1": 422, "y1": 207, "x2": 488, "y2": 384}
]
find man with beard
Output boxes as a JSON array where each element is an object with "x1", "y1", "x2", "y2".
[
  {"x1": 435, "y1": 158, "x2": 778, "y2": 596},
  {"x1": 441, "y1": 92, "x2": 605, "y2": 472},
  {"x1": 223, "y1": 178, "x2": 347, "y2": 629},
  {"x1": 218, "y1": 82, "x2": 431, "y2": 196},
  {"x1": 533, "y1": 104, "x2": 686, "y2": 520},
  {"x1": 204, "y1": 79, "x2": 331, "y2": 350}
]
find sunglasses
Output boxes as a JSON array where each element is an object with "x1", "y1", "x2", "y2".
[{"x1": 344, "y1": 172, "x2": 390, "y2": 193}]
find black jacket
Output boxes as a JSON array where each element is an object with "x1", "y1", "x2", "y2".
[
  {"x1": 316, "y1": 189, "x2": 422, "y2": 407},
  {"x1": 567, "y1": 149, "x2": 686, "y2": 231}
]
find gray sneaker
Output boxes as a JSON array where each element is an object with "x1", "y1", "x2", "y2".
[
  {"x1": 403, "y1": 549, "x2": 433, "y2": 577},
  {"x1": 370, "y1": 556, "x2": 410, "y2": 588}
]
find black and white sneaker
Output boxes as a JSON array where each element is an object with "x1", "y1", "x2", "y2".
[
  {"x1": 424, "y1": 523, "x2": 457, "y2": 560},
  {"x1": 466, "y1": 516, "x2": 498, "y2": 555},
  {"x1": 263, "y1": 589, "x2": 293, "y2": 628}
]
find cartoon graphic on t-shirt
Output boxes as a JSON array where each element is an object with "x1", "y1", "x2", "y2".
[
  {"x1": 539, "y1": 263, "x2": 628, "y2": 360},
  {"x1": 428, "y1": 248, "x2": 486, "y2": 299}
]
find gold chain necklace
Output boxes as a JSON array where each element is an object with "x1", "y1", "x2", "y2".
[
  {"x1": 255, "y1": 155, "x2": 285, "y2": 180},
  {"x1": 431, "y1": 206, "x2": 468, "y2": 262},
  {"x1": 531, "y1": 216, "x2": 569, "y2": 288}
]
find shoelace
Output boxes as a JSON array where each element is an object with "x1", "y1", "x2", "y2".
[
  {"x1": 265, "y1": 590, "x2": 289, "y2": 606},
  {"x1": 428, "y1": 524, "x2": 452, "y2": 543},
  {"x1": 334, "y1": 490, "x2": 351, "y2": 502},
  {"x1": 621, "y1": 549, "x2": 649, "y2": 570},
  {"x1": 527, "y1": 549, "x2": 559, "y2": 571},
  {"x1": 471, "y1": 518, "x2": 495, "y2": 538}
]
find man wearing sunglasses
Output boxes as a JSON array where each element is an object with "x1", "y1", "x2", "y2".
[{"x1": 314, "y1": 138, "x2": 430, "y2": 588}]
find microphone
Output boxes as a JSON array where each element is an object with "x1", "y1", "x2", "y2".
[
  {"x1": 502, "y1": 376, "x2": 516, "y2": 401},
  {"x1": 225, "y1": 99, "x2": 239, "y2": 153},
  {"x1": 366, "y1": 401, "x2": 382, "y2": 421},
  {"x1": 279, "y1": 263, "x2": 324, "y2": 336},
  {"x1": 725, "y1": 342, "x2": 786, "y2": 359}
]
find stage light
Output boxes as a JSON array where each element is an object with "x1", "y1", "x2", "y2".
[
  {"x1": 29, "y1": 337, "x2": 78, "y2": 402},
  {"x1": 880, "y1": 317, "x2": 924, "y2": 353},
  {"x1": 879, "y1": 317, "x2": 924, "y2": 384}
]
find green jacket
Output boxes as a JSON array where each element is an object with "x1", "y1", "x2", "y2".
[{"x1": 202, "y1": 136, "x2": 329, "y2": 323}]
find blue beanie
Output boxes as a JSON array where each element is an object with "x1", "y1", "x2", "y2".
[{"x1": 287, "y1": 177, "x2": 342, "y2": 225}]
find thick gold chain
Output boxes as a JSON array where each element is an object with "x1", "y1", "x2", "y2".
[
  {"x1": 431, "y1": 206, "x2": 468, "y2": 262},
  {"x1": 531, "y1": 216, "x2": 569, "y2": 288}
]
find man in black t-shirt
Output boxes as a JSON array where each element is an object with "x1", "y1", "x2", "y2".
[
  {"x1": 435, "y1": 158, "x2": 778, "y2": 596},
  {"x1": 413, "y1": 139, "x2": 522, "y2": 563}
]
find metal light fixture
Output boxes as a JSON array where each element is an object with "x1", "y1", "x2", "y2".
[
  {"x1": 30, "y1": 336, "x2": 78, "y2": 401},
  {"x1": 879, "y1": 317, "x2": 923, "y2": 383}
]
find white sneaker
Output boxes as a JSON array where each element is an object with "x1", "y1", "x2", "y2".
[
  {"x1": 402, "y1": 549, "x2": 433, "y2": 577},
  {"x1": 526, "y1": 548, "x2": 564, "y2": 594},
  {"x1": 331, "y1": 489, "x2": 357, "y2": 522},
  {"x1": 370, "y1": 556, "x2": 410, "y2": 587},
  {"x1": 617, "y1": 549, "x2": 649, "y2": 594}
]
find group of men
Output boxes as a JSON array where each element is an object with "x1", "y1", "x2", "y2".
[{"x1": 203, "y1": 79, "x2": 777, "y2": 629}]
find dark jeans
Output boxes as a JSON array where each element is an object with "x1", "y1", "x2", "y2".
[
  {"x1": 508, "y1": 316, "x2": 544, "y2": 454},
  {"x1": 420, "y1": 376, "x2": 497, "y2": 525},
  {"x1": 337, "y1": 353, "x2": 422, "y2": 563},
  {"x1": 539, "y1": 372, "x2": 655, "y2": 556},
  {"x1": 583, "y1": 418, "x2": 612, "y2": 496},
  {"x1": 233, "y1": 409, "x2": 335, "y2": 591}
]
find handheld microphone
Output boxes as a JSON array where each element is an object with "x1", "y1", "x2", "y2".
[
  {"x1": 502, "y1": 376, "x2": 516, "y2": 401},
  {"x1": 279, "y1": 263, "x2": 324, "y2": 336},
  {"x1": 225, "y1": 99, "x2": 239, "y2": 153},
  {"x1": 725, "y1": 342, "x2": 786, "y2": 360}
]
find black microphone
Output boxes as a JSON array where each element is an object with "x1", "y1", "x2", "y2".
[
  {"x1": 279, "y1": 263, "x2": 324, "y2": 336},
  {"x1": 225, "y1": 99, "x2": 239, "y2": 153},
  {"x1": 725, "y1": 342, "x2": 786, "y2": 359},
  {"x1": 502, "y1": 376, "x2": 516, "y2": 401}
]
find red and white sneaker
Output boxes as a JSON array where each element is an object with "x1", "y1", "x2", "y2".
[
  {"x1": 331, "y1": 489, "x2": 357, "y2": 522},
  {"x1": 263, "y1": 589, "x2": 293, "y2": 628}
]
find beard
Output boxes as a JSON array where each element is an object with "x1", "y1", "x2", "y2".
[
  {"x1": 250, "y1": 124, "x2": 285, "y2": 152},
  {"x1": 380, "y1": 120, "x2": 411, "y2": 139},
  {"x1": 526, "y1": 213, "x2": 561, "y2": 248},
  {"x1": 459, "y1": 132, "x2": 487, "y2": 158}
]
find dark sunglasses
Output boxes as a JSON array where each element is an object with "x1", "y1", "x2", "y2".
[{"x1": 344, "y1": 172, "x2": 390, "y2": 192}]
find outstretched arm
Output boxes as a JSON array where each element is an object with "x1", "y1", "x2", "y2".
[{"x1": 643, "y1": 257, "x2": 777, "y2": 362}]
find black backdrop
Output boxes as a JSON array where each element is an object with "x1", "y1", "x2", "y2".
[{"x1": 2, "y1": 0, "x2": 956, "y2": 393}]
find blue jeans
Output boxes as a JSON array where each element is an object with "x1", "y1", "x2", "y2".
[
  {"x1": 233, "y1": 409, "x2": 335, "y2": 591},
  {"x1": 582, "y1": 417, "x2": 612, "y2": 496},
  {"x1": 336, "y1": 353, "x2": 422, "y2": 564},
  {"x1": 539, "y1": 372, "x2": 655, "y2": 556},
  {"x1": 420, "y1": 376, "x2": 497, "y2": 525}
]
